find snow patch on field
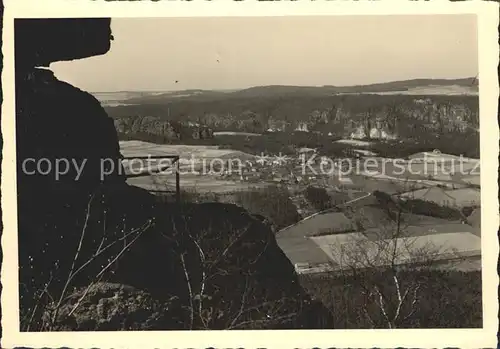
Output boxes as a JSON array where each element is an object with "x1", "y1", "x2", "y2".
[{"x1": 120, "y1": 140, "x2": 256, "y2": 160}]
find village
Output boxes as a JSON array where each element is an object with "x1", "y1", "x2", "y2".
[{"x1": 197, "y1": 144, "x2": 482, "y2": 275}]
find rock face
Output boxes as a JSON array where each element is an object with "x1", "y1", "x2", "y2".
[
  {"x1": 107, "y1": 95, "x2": 478, "y2": 139},
  {"x1": 114, "y1": 115, "x2": 214, "y2": 142},
  {"x1": 38, "y1": 200, "x2": 333, "y2": 330},
  {"x1": 43, "y1": 283, "x2": 180, "y2": 331},
  {"x1": 16, "y1": 18, "x2": 334, "y2": 331}
]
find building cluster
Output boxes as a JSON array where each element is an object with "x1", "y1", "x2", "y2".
[
  {"x1": 275, "y1": 148, "x2": 482, "y2": 275},
  {"x1": 211, "y1": 148, "x2": 363, "y2": 190},
  {"x1": 225, "y1": 147, "x2": 482, "y2": 275}
]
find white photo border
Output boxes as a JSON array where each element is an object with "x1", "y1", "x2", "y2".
[{"x1": 1, "y1": 1, "x2": 499, "y2": 348}]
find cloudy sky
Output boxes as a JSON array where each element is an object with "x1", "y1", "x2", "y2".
[{"x1": 51, "y1": 15, "x2": 478, "y2": 92}]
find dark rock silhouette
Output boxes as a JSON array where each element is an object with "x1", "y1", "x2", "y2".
[
  {"x1": 15, "y1": 18, "x2": 113, "y2": 68},
  {"x1": 15, "y1": 18, "x2": 334, "y2": 331}
]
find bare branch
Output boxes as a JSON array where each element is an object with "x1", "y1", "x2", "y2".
[
  {"x1": 67, "y1": 221, "x2": 148, "y2": 317},
  {"x1": 402, "y1": 284, "x2": 422, "y2": 322},
  {"x1": 373, "y1": 285, "x2": 392, "y2": 329},
  {"x1": 228, "y1": 275, "x2": 251, "y2": 328},
  {"x1": 52, "y1": 192, "x2": 96, "y2": 324},
  {"x1": 180, "y1": 253, "x2": 194, "y2": 330},
  {"x1": 363, "y1": 305, "x2": 376, "y2": 329}
]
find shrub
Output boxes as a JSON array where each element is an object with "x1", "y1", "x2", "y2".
[
  {"x1": 163, "y1": 186, "x2": 300, "y2": 231},
  {"x1": 400, "y1": 198, "x2": 463, "y2": 220},
  {"x1": 299, "y1": 269, "x2": 482, "y2": 329},
  {"x1": 305, "y1": 186, "x2": 332, "y2": 211},
  {"x1": 232, "y1": 185, "x2": 300, "y2": 230}
]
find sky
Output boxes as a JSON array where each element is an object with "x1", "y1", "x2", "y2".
[{"x1": 50, "y1": 15, "x2": 478, "y2": 92}]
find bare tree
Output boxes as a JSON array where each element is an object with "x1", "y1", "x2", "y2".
[
  {"x1": 21, "y1": 190, "x2": 153, "y2": 331},
  {"x1": 329, "y1": 202, "x2": 461, "y2": 329},
  {"x1": 172, "y1": 216, "x2": 304, "y2": 330}
]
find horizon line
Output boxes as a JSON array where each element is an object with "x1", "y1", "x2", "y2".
[{"x1": 89, "y1": 76, "x2": 478, "y2": 94}]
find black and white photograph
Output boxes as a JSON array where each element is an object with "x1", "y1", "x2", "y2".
[{"x1": 1, "y1": 1, "x2": 499, "y2": 348}]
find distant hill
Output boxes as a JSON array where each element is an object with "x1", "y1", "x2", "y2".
[
  {"x1": 324, "y1": 77, "x2": 478, "y2": 93},
  {"x1": 94, "y1": 77, "x2": 478, "y2": 105},
  {"x1": 100, "y1": 77, "x2": 479, "y2": 159},
  {"x1": 93, "y1": 89, "x2": 229, "y2": 106},
  {"x1": 232, "y1": 78, "x2": 478, "y2": 98}
]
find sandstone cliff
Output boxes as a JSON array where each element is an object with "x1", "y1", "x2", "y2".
[
  {"x1": 114, "y1": 115, "x2": 214, "y2": 142},
  {"x1": 107, "y1": 92, "x2": 479, "y2": 140}
]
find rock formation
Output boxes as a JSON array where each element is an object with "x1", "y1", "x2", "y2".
[
  {"x1": 114, "y1": 115, "x2": 214, "y2": 142},
  {"x1": 15, "y1": 18, "x2": 334, "y2": 331},
  {"x1": 42, "y1": 283, "x2": 178, "y2": 331}
]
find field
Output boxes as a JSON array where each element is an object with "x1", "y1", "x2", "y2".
[
  {"x1": 213, "y1": 131, "x2": 262, "y2": 137},
  {"x1": 297, "y1": 231, "x2": 482, "y2": 272},
  {"x1": 343, "y1": 84, "x2": 478, "y2": 96},
  {"x1": 120, "y1": 140, "x2": 266, "y2": 193},
  {"x1": 120, "y1": 140, "x2": 256, "y2": 159},
  {"x1": 335, "y1": 139, "x2": 373, "y2": 147},
  {"x1": 126, "y1": 174, "x2": 262, "y2": 193}
]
